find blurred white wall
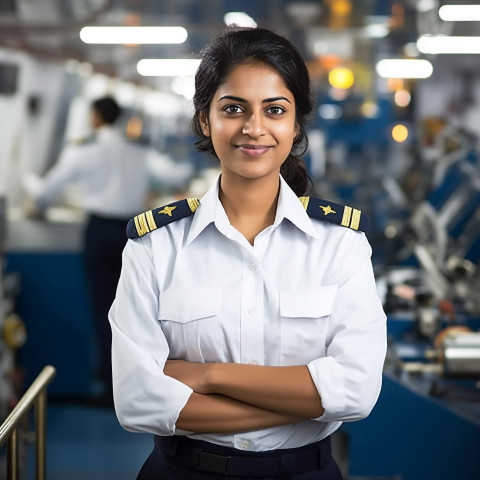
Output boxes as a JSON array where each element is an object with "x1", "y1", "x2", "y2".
[
  {"x1": 416, "y1": 55, "x2": 480, "y2": 138},
  {"x1": 0, "y1": 48, "x2": 69, "y2": 206}
]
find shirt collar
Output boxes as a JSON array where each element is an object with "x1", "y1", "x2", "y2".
[
  {"x1": 186, "y1": 175, "x2": 222, "y2": 244},
  {"x1": 274, "y1": 175, "x2": 320, "y2": 238},
  {"x1": 97, "y1": 125, "x2": 119, "y2": 140},
  {"x1": 186, "y1": 174, "x2": 319, "y2": 244}
]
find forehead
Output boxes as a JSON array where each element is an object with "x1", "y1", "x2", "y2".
[{"x1": 214, "y1": 62, "x2": 293, "y2": 99}]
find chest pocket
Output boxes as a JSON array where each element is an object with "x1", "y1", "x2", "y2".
[
  {"x1": 158, "y1": 287, "x2": 223, "y2": 362},
  {"x1": 279, "y1": 285, "x2": 338, "y2": 363},
  {"x1": 159, "y1": 287, "x2": 222, "y2": 323}
]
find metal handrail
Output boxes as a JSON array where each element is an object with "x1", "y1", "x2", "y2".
[{"x1": 0, "y1": 365, "x2": 56, "y2": 480}]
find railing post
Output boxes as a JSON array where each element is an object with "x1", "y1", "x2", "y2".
[
  {"x1": 0, "y1": 365, "x2": 56, "y2": 479},
  {"x1": 35, "y1": 390, "x2": 47, "y2": 480},
  {"x1": 7, "y1": 428, "x2": 19, "y2": 480}
]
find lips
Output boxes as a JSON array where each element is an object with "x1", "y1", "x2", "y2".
[{"x1": 237, "y1": 144, "x2": 272, "y2": 157}]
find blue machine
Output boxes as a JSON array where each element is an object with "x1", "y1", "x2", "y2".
[
  {"x1": 355, "y1": 127, "x2": 480, "y2": 480},
  {"x1": 341, "y1": 314, "x2": 480, "y2": 480}
]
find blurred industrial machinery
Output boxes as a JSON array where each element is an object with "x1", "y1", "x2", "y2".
[{"x1": 0, "y1": 196, "x2": 28, "y2": 476}]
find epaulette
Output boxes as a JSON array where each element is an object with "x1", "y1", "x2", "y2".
[
  {"x1": 127, "y1": 198, "x2": 200, "y2": 239},
  {"x1": 299, "y1": 196, "x2": 370, "y2": 232}
]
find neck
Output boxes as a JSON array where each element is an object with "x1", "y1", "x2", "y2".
[{"x1": 219, "y1": 175, "x2": 280, "y2": 244}]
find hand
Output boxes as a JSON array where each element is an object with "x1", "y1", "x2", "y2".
[{"x1": 164, "y1": 360, "x2": 212, "y2": 394}]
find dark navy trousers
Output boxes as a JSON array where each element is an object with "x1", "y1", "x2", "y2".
[{"x1": 136, "y1": 436, "x2": 343, "y2": 480}]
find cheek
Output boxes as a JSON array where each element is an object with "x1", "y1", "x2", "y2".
[
  {"x1": 275, "y1": 123, "x2": 297, "y2": 146},
  {"x1": 210, "y1": 122, "x2": 237, "y2": 147}
]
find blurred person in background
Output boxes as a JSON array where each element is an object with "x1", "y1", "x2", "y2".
[{"x1": 25, "y1": 96, "x2": 156, "y2": 403}]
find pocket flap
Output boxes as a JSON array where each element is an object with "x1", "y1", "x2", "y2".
[
  {"x1": 159, "y1": 287, "x2": 221, "y2": 323},
  {"x1": 280, "y1": 285, "x2": 337, "y2": 318}
]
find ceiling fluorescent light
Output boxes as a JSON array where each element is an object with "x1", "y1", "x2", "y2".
[
  {"x1": 137, "y1": 59, "x2": 201, "y2": 77},
  {"x1": 376, "y1": 59, "x2": 433, "y2": 78},
  {"x1": 416, "y1": 0, "x2": 437, "y2": 13},
  {"x1": 80, "y1": 26, "x2": 188, "y2": 44},
  {"x1": 439, "y1": 5, "x2": 480, "y2": 21},
  {"x1": 224, "y1": 12, "x2": 257, "y2": 27},
  {"x1": 417, "y1": 35, "x2": 480, "y2": 54}
]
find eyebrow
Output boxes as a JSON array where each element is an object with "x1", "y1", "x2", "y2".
[{"x1": 218, "y1": 95, "x2": 291, "y2": 104}]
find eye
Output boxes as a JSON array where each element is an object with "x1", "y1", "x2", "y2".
[
  {"x1": 222, "y1": 104, "x2": 244, "y2": 114},
  {"x1": 266, "y1": 105, "x2": 286, "y2": 116}
]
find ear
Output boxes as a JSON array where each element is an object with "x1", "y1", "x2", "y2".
[
  {"x1": 199, "y1": 112, "x2": 210, "y2": 137},
  {"x1": 294, "y1": 121, "x2": 300, "y2": 141}
]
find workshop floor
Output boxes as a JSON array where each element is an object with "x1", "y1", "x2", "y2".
[{"x1": 27, "y1": 402, "x2": 152, "y2": 480}]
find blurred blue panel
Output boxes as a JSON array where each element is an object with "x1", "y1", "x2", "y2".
[
  {"x1": 314, "y1": 97, "x2": 393, "y2": 148},
  {"x1": 342, "y1": 372, "x2": 480, "y2": 479},
  {"x1": 6, "y1": 253, "x2": 95, "y2": 397}
]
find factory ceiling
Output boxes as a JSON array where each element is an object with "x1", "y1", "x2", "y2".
[{"x1": 0, "y1": 0, "x2": 479, "y2": 84}]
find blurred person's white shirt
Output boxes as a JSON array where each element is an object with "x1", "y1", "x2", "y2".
[{"x1": 25, "y1": 125, "x2": 192, "y2": 218}]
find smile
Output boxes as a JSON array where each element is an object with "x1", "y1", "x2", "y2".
[{"x1": 237, "y1": 144, "x2": 273, "y2": 157}]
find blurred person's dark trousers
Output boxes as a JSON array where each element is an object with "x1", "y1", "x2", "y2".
[{"x1": 84, "y1": 213, "x2": 128, "y2": 396}]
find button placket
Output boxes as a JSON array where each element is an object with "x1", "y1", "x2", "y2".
[{"x1": 240, "y1": 251, "x2": 264, "y2": 366}]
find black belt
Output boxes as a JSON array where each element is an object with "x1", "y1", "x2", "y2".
[{"x1": 155, "y1": 435, "x2": 332, "y2": 477}]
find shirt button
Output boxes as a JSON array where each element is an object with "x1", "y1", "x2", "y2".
[
  {"x1": 240, "y1": 440, "x2": 250, "y2": 450},
  {"x1": 248, "y1": 360, "x2": 258, "y2": 365},
  {"x1": 249, "y1": 263, "x2": 257, "y2": 271},
  {"x1": 247, "y1": 308, "x2": 254, "y2": 315}
]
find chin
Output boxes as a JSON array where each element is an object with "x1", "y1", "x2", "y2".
[{"x1": 238, "y1": 170, "x2": 279, "y2": 181}]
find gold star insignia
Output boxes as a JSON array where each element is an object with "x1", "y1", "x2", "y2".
[
  {"x1": 158, "y1": 205, "x2": 177, "y2": 217},
  {"x1": 319, "y1": 205, "x2": 336, "y2": 216}
]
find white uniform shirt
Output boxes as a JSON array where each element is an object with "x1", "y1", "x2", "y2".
[
  {"x1": 109, "y1": 175, "x2": 387, "y2": 451},
  {"x1": 26, "y1": 126, "x2": 150, "y2": 218}
]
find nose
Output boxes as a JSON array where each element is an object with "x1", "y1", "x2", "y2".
[{"x1": 242, "y1": 113, "x2": 266, "y2": 138}]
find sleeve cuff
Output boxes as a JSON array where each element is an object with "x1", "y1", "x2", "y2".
[{"x1": 307, "y1": 357, "x2": 347, "y2": 422}]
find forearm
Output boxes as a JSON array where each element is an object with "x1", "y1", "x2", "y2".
[
  {"x1": 176, "y1": 392, "x2": 303, "y2": 433},
  {"x1": 207, "y1": 364, "x2": 324, "y2": 418}
]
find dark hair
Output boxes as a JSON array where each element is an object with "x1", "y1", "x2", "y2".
[
  {"x1": 192, "y1": 26, "x2": 313, "y2": 195},
  {"x1": 92, "y1": 96, "x2": 121, "y2": 125}
]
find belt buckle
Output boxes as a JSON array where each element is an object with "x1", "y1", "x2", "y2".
[{"x1": 193, "y1": 448, "x2": 231, "y2": 475}]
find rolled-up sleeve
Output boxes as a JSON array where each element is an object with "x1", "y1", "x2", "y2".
[
  {"x1": 109, "y1": 237, "x2": 193, "y2": 436},
  {"x1": 307, "y1": 234, "x2": 387, "y2": 422}
]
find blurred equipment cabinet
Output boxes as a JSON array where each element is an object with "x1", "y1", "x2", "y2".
[{"x1": 6, "y1": 210, "x2": 94, "y2": 398}]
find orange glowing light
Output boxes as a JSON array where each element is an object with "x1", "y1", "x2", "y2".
[
  {"x1": 330, "y1": 0, "x2": 352, "y2": 17},
  {"x1": 392, "y1": 124, "x2": 409, "y2": 143},
  {"x1": 126, "y1": 116, "x2": 144, "y2": 139},
  {"x1": 328, "y1": 67, "x2": 355, "y2": 89},
  {"x1": 320, "y1": 54, "x2": 342, "y2": 70},
  {"x1": 387, "y1": 78, "x2": 404, "y2": 91},
  {"x1": 394, "y1": 89, "x2": 412, "y2": 108}
]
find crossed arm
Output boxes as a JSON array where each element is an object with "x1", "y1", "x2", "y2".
[{"x1": 164, "y1": 360, "x2": 324, "y2": 433}]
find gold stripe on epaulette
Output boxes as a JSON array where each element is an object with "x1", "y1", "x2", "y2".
[
  {"x1": 351, "y1": 208, "x2": 361, "y2": 230},
  {"x1": 146, "y1": 210, "x2": 157, "y2": 231},
  {"x1": 187, "y1": 198, "x2": 200, "y2": 212},
  {"x1": 298, "y1": 196, "x2": 310, "y2": 210},
  {"x1": 134, "y1": 213, "x2": 149, "y2": 237},
  {"x1": 341, "y1": 206, "x2": 352, "y2": 227}
]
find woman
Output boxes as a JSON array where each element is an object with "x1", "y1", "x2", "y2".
[{"x1": 109, "y1": 26, "x2": 387, "y2": 479}]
